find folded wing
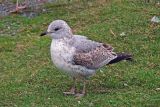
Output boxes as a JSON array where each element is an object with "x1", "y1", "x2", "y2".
[{"x1": 71, "y1": 35, "x2": 117, "y2": 69}]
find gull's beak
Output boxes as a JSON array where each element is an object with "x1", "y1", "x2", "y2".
[{"x1": 40, "y1": 31, "x2": 48, "y2": 36}]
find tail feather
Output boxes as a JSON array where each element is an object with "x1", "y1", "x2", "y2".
[{"x1": 108, "y1": 53, "x2": 132, "y2": 64}]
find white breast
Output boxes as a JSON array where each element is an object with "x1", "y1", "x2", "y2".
[
  {"x1": 50, "y1": 39, "x2": 96, "y2": 78},
  {"x1": 50, "y1": 39, "x2": 75, "y2": 70}
]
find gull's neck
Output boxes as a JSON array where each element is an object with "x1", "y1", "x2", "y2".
[{"x1": 52, "y1": 36, "x2": 73, "y2": 43}]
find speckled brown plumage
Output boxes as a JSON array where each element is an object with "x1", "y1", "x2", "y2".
[{"x1": 73, "y1": 44, "x2": 117, "y2": 69}]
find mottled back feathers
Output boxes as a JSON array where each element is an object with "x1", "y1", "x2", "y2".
[{"x1": 70, "y1": 35, "x2": 117, "y2": 69}]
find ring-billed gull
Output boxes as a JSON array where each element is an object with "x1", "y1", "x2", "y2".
[{"x1": 40, "y1": 20, "x2": 132, "y2": 98}]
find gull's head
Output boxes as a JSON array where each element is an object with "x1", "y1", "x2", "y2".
[{"x1": 40, "y1": 20, "x2": 73, "y2": 39}]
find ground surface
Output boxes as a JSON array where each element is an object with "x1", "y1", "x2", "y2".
[{"x1": 0, "y1": 0, "x2": 160, "y2": 106}]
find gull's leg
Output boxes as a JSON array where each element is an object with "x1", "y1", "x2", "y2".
[
  {"x1": 75, "y1": 80, "x2": 86, "y2": 98},
  {"x1": 16, "y1": 0, "x2": 19, "y2": 11},
  {"x1": 63, "y1": 78, "x2": 76, "y2": 95},
  {"x1": 10, "y1": 0, "x2": 25, "y2": 13}
]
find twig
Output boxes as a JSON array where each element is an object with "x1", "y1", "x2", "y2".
[{"x1": 110, "y1": 29, "x2": 116, "y2": 36}]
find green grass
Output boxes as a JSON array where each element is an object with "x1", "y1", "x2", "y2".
[{"x1": 0, "y1": 0, "x2": 160, "y2": 106}]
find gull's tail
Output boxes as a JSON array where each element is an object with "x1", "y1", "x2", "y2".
[{"x1": 108, "y1": 53, "x2": 133, "y2": 64}]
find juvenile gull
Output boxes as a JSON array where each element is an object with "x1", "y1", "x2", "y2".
[{"x1": 40, "y1": 20, "x2": 132, "y2": 97}]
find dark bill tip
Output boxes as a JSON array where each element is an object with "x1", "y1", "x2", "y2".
[{"x1": 40, "y1": 32, "x2": 47, "y2": 36}]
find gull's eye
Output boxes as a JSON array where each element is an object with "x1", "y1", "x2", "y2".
[{"x1": 54, "y1": 27, "x2": 60, "y2": 31}]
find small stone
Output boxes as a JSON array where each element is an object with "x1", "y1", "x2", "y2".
[
  {"x1": 155, "y1": 88, "x2": 160, "y2": 91},
  {"x1": 7, "y1": 26, "x2": 10, "y2": 29},
  {"x1": 151, "y1": 16, "x2": 160, "y2": 23},
  {"x1": 42, "y1": 9, "x2": 46, "y2": 12},
  {"x1": 124, "y1": 83, "x2": 128, "y2": 86},
  {"x1": 89, "y1": 102, "x2": 94, "y2": 107},
  {"x1": 156, "y1": 2, "x2": 160, "y2": 6},
  {"x1": 100, "y1": 70, "x2": 104, "y2": 73},
  {"x1": 78, "y1": 101, "x2": 81, "y2": 104},
  {"x1": 120, "y1": 32, "x2": 126, "y2": 36}
]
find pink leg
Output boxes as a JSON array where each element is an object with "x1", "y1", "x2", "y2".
[
  {"x1": 15, "y1": 0, "x2": 26, "y2": 12},
  {"x1": 75, "y1": 80, "x2": 86, "y2": 99},
  {"x1": 63, "y1": 78, "x2": 76, "y2": 95}
]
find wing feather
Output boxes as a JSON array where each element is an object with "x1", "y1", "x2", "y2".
[{"x1": 70, "y1": 35, "x2": 117, "y2": 69}]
